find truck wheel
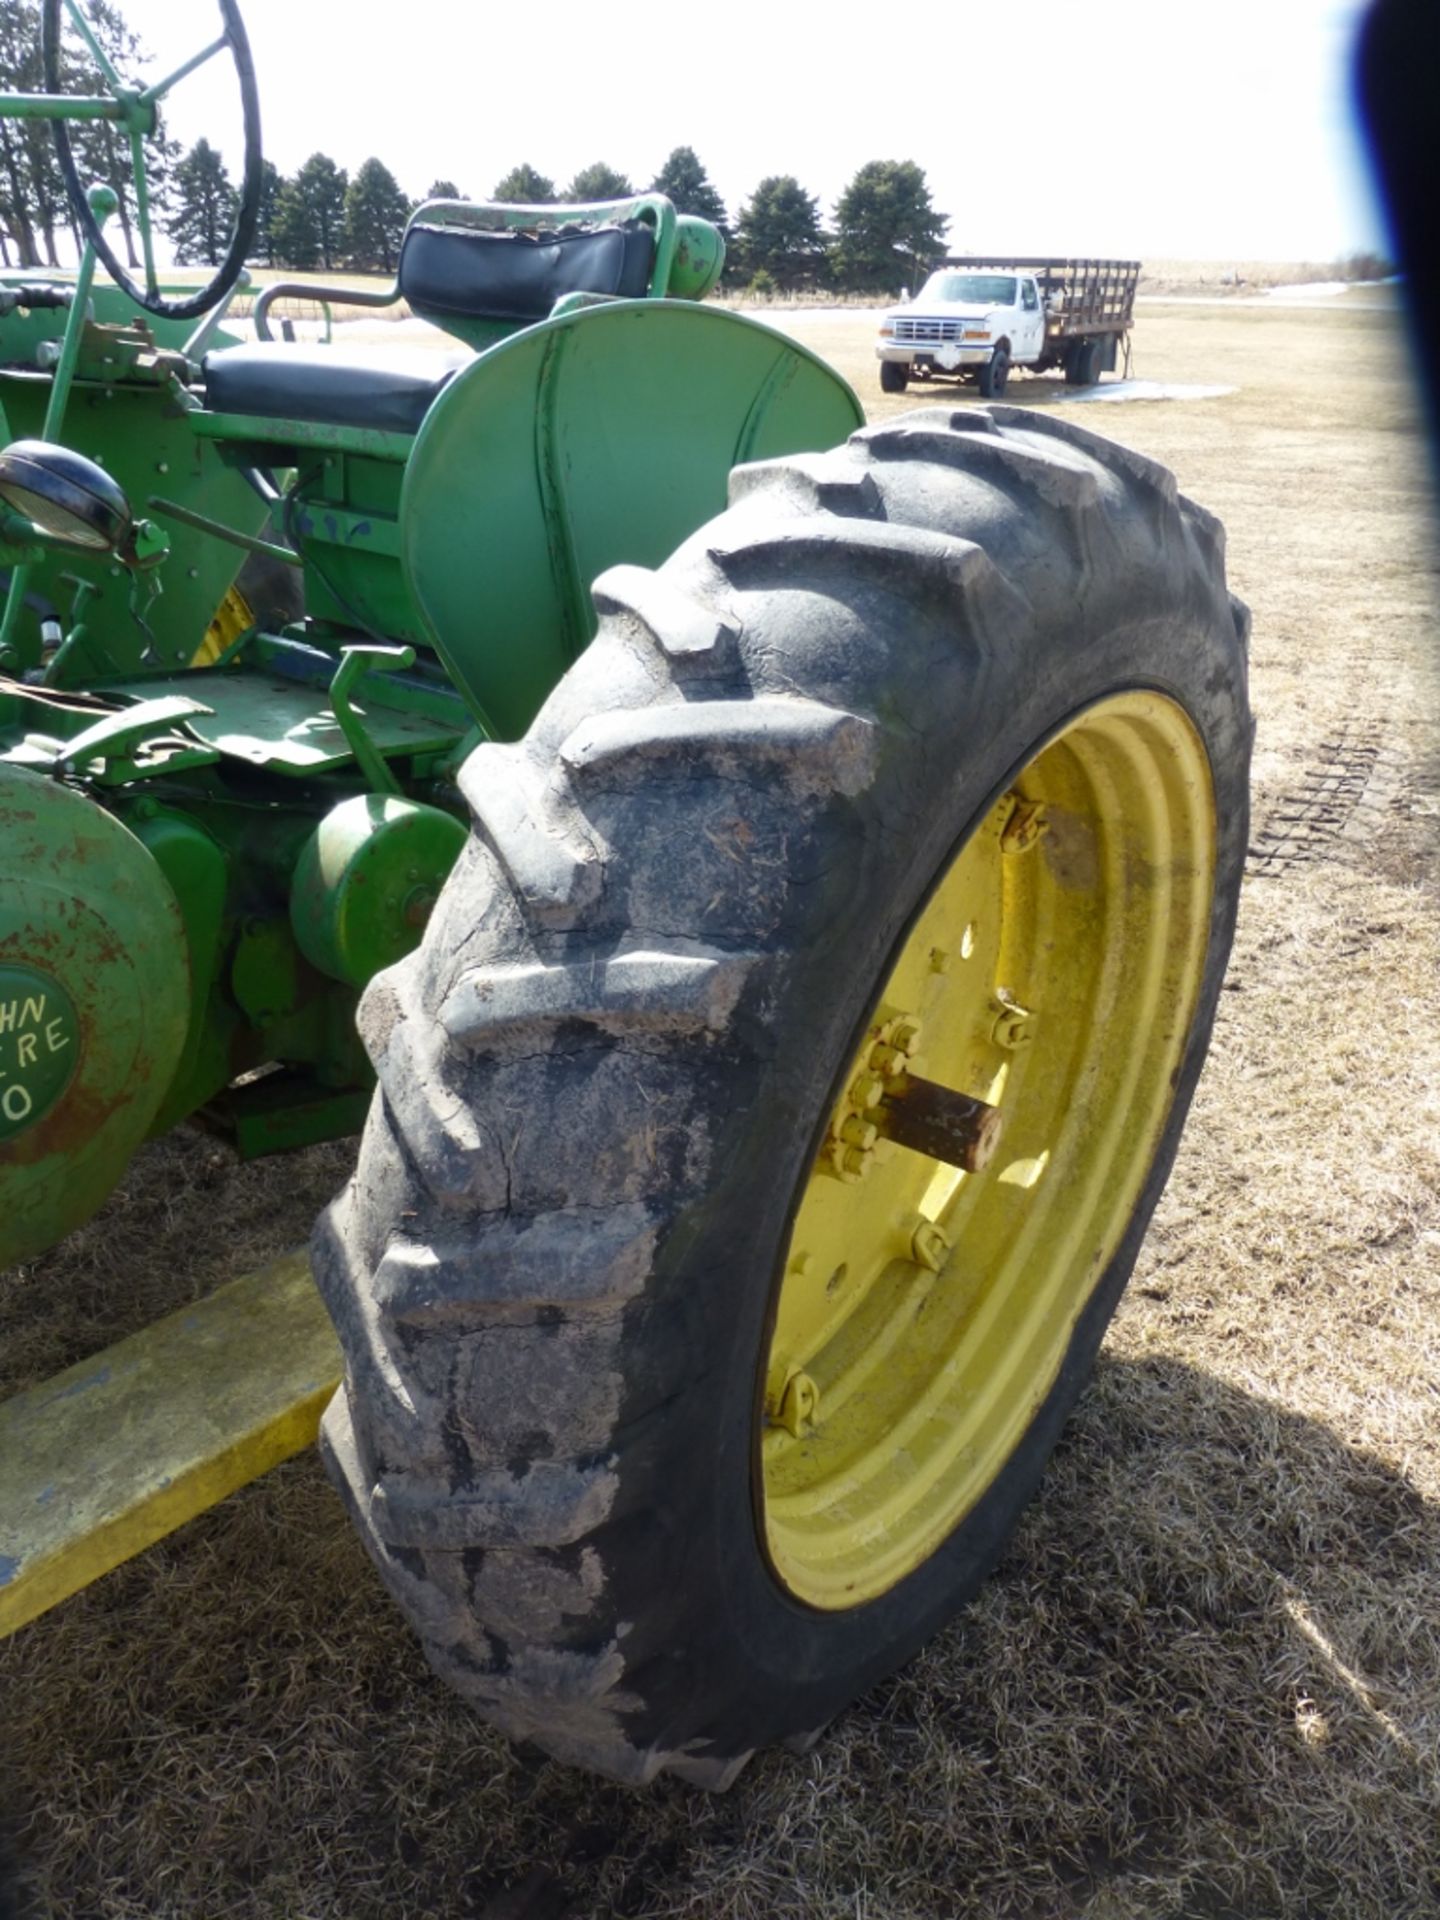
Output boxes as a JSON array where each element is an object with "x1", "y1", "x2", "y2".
[
  {"x1": 978, "y1": 346, "x2": 1010, "y2": 397},
  {"x1": 313, "y1": 405, "x2": 1251, "y2": 1788},
  {"x1": 1066, "y1": 339, "x2": 1101, "y2": 386},
  {"x1": 879, "y1": 359, "x2": 908, "y2": 393}
]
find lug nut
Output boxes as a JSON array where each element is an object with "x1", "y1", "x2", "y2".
[
  {"x1": 892, "y1": 1018, "x2": 923, "y2": 1054},
  {"x1": 991, "y1": 993, "x2": 1035, "y2": 1050},
  {"x1": 912, "y1": 1220, "x2": 951, "y2": 1272},
  {"x1": 850, "y1": 1072, "x2": 887, "y2": 1110},
  {"x1": 869, "y1": 1042, "x2": 911, "y2": 1078},
  {"x1": 776, "y1": 1370, "x2": 820, "y2": 1437}
]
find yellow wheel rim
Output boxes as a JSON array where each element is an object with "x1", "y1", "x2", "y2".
[
  {"x1": 759, "y1": 690, "x2": 1217, "y2": 1610},
  {"x1": 192, "y1": 583, "x2": 255, "y2": 667}
]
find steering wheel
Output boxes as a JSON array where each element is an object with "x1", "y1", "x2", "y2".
[{"x1": 41, "y1": 0, "x2": 263, "y2": 321}]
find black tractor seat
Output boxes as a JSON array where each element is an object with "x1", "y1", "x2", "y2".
[
  {"x1": 202, "y1": 219, "x2": 659, "y2": 437},
  {"x1": 202, "y1": 343, "x2": 469, "y2": 435},
  {"x1": 400, "y1": 217, "x2": 655, "y2": 324}
]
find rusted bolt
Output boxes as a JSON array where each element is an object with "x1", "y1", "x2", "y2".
[
  {"x1": 402, "y1": 886, "x2": 437, "y2": 929},
  {"x1": 1001, "y1": 796, "x2": 1049, "y2": 853}
]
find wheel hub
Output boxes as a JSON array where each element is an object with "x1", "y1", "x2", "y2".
[{"x1": 758, "y1": 689, "x2": 1217, "y2": 1610}]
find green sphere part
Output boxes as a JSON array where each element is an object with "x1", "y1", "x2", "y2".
[
  {"x1": 86, "y1": 181, "x2": 121, "y2": 222},
  {"x1": 291, "y1": 794, "x2": 467, "y2": 990},
  {"x1": 669, "y1": 216, "x2": 725, "y2": 301}
]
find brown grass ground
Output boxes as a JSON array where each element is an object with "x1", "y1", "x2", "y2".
[{"x1": 2, "y1": 298, "x2": 1438, "y2": 1919}]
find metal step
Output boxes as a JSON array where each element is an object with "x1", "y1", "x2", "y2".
[{"x1": 0, "y1": 1251, "x2": 341, "y2": 1635}]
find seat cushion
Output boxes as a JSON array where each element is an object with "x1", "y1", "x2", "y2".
[
  {"x1": 203, "y1": 344, "x2": 468, "y2": 435},
  {"x1": 399, "y1": 220, "x2": 655, "y2": 324}
]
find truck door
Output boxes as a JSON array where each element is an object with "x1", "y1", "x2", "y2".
[{"x1": 1017, "y1": 278, "x2": 1045, "y2": 361}]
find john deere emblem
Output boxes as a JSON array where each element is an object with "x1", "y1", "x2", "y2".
[{"x1": 0, "y1": 965, "x2": 80, "y2": 1140}]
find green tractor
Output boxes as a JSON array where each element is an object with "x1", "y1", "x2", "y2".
[{"x1": 1, "y1": 1, "x2": 1251, "y2": 1787}]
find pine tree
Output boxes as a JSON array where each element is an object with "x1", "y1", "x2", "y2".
[
  {"x1": 565, "y1": 162, "x2": 633, "y2": 202},
  {"x1": 733, "y1": 175, "x2": 825, "y2": 292},
  {"x1": 271, "y1": 151, "x2": 348, "y2": 271},
  {"x1": 649, "y1": 146, "x2": 727, "y2": 228},
  {"x1": 269, "y1": 181, "x2": 315, "y2": 270},
  {"x1": 0, "y1": 0, "x2": 51, "y2": 266},
  {"x1": 249, "y1": 157, "x2": 282, "y2": 266},
  {"x1": 0, "y1": 0, "x2": 171, "y2": 270},
  {"x1": 492, "y1": 163, "x2": 555, "y2": 204},
  {"x1": 426, "y1": 177, "x2": 462, "y2": 201},
  {"x1": 166, "y1": 137, "x2": 237, "y2": 266},
  {"x1": 74, "y1": 0, "x2": 178, "y2": 271},
  {"x1": 831, "y1": 159, "x2": 947, "y2": 294},
  {"x1": 344, "y1": 157, "x2": 411, "y2": 273}
]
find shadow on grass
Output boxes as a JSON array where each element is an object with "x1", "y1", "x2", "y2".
[{"x1": 2, "y1": 1352, "x2": 1436, "y2": 1920}]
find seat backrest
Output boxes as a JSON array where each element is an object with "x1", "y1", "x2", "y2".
[{"x1": 400, "y1": 219, "x2": 656, "y2": 328}]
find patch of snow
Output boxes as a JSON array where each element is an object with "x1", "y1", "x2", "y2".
[
  {"x1": 1265, "y1": 280, "x2": 1350, "y2": 299},
  {"x1": 1140, "y1": 290, "x2": 1394, "y2": 311},
  {"x1": 1060, "y1": 380, "x2": 1235, "y2": 404}
]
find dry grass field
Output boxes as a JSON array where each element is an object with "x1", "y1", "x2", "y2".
[{"x1": 2, "y1": 295, "x2": 1438, "y2": 1919}]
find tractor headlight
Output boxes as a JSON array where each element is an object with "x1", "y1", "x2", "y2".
[{"x1": 0, "y1": 440, "x2": 132, "y2": 554}]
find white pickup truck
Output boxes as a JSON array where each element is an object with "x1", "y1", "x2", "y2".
[{"x1": 876, "y1": 257, "x2": 1139, "y2": 397}]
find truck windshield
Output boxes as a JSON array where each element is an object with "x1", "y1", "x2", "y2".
[{"x1": 922, "y1": 273, "x2": 1017, "y2": 307}]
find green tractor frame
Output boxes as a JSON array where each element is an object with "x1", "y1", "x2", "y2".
[{"x1": 1, "y1": 0, "x2": 1251, "y2": 1787}]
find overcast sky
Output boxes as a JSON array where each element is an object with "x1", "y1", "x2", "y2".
[{"x1": 114, "y1": 0, "x2": 1385, "y2": 264}]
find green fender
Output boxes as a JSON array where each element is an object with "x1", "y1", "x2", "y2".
[
  {"x1": 0, "y1": 765, "x2": 190, "y2": 1266},
  {"x1": 399, "y1": 299, "x2": 864, "y2": 740}
]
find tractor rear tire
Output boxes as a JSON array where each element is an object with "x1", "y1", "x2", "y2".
[
  {"x1": 879, "y1": 359, "x2": 908, "y2": 393},
  {"x1": 313, "y1": 405, "x2": 1251, "y2": 1788}
]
